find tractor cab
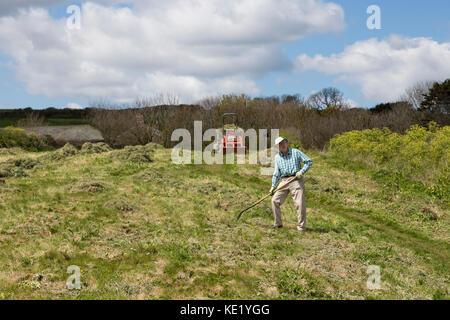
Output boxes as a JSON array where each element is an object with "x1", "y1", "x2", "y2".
[{"x1": 221, "y1": 113, "x2": 247, "y2": 154}]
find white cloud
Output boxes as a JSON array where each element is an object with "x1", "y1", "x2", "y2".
[
  {"x1": 66, "y1": 102, "x2": 83, "y2": 109},
  {"x1": 344, "y1": 98, "x2": 359, "y2": 109},
  {"x1": 0, "y1": 1, "x2": 345, "y2": 103},
  {"x1": 295, "y1": 35, "x2": 450, "y2": 102}
]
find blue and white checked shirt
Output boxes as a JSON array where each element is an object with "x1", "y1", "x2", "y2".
[{"x1": 272, "y1": 148, "x2": 313, "y2": 187}]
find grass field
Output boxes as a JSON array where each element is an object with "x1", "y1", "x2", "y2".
[{"x1": 0, "y1": 145, "x2": 448, "y2": 299}]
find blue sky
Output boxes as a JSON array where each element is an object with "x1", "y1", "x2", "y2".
[
  {"x1": 257, "y1": 0, "x2": 450, "y2": 106},
  {"x1": 0, "y1": 0, "x2": 449, "y2": 109}
]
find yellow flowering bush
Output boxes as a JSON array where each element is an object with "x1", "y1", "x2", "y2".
[
  {"x1": 0, "y1": 126, "x2": 54, "y2": 151},
  {"x1": 329, "y1": 122, "x2": 449, "y2": 199}
]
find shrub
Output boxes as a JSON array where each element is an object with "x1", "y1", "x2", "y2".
[
  {"x1": 0, "y1": 127, "x2": 53, "y2": 151},
  {"x1": 16, "y1": 112, "x2": 47, "y2": 127},
  {"x1": 329, "y1": 123, "x2": 449, "y2": 199}
]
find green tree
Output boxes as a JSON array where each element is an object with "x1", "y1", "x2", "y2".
[{"x1": 420, "y1": 79, "x2": 450, "y2": 114}]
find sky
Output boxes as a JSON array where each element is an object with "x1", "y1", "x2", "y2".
[{"x1": 0, "y1": 0, "x2": 449, "y2": 109}]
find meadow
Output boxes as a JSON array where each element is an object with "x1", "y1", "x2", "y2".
[{"x1": 0, "y1": 125, "x2": 448, "y2": 299}]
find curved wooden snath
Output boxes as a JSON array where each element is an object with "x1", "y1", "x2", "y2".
[{"x1": 236, "y1": 176, "x2": 297, "y2": 221}]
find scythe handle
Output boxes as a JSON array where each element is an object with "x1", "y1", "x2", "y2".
[{"x1": 236, "y1": 176, "x2": 297, "y2": 220}]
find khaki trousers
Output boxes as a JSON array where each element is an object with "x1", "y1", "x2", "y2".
[{"x1": 271, "y1": 177, "x2": 306, "y2": 231}]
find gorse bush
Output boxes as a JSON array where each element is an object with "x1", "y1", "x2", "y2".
[
  {"x1": 0, "y1": 127, "x2": 54, "y2": 151},
  {"x1": 329, "y1": 123, "x2": 449, "y2": 199}
]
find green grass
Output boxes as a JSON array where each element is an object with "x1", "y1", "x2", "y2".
[
  {"x1": 0, "y1": 119, "x2": 20, "y2": 128},
  {"x1": 0, "y1": 118, "x2": 89, "y2": 128},
  {"x1": 0, "y1": 147, "x2": 448, "y2": 299}
]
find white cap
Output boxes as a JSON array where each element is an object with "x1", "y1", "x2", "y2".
[{"x1": 274, "y1": 137, "x2": 287, "y2": 146}]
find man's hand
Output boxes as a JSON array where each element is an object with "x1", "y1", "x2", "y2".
[
  {"x1": 295, "y1": 171, "x2": 303, "y2": 180},
  {"x1": 269, "y1": 187, "x2": 275, "y2": 196}
]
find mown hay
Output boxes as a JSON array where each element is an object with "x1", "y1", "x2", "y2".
[
  {"x1": 45, "y1": 143, "x2": 79, "y2": 161},
  {"x1": 0, "y1": 147, "x2": 25, "y2": 156},
  {"x1": 0, "y1": 157, "x2": 40, "y2": 177},
  {"x1": 0, "y1": 181, "x2": 20, "y2": 193},
  {"x1": 8, "y1": 157, "x2": 40, "y2": 170},
  {"x1": 109, "y1": 145, "x2": 154, "y2": 163},
  {"x1": 70, "y1": 180, "x2": 106, "y2": 193},
  {"x1": 0, "y1": 165, "x2": 27, "y2": 178},
  {"x1": 324, "y1": 184, "x2": 343, "y2": 194},
  {"x1": 0, "y1": 166, "x2": 12, "y2": 178},
  {"x1": 196, "y1": 183, "x2": 218, "y2": 195},
  {"x1": 105, "y1": 198, "x2": 135, "y2": 212},
  {"x1": 80, "y1": 142, "x2": 112, "y2": 155},
  {"x1": 145, "y1": 142, "x2": 164, "y2": 150},
  {"x1": 132, "y1": 169, "x2": 164, "y2": 182},
  {"x1": 194, "y1": 182, "x2": 251, "y2": 211}
]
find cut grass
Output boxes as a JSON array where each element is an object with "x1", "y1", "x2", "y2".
[{"x1": 0, "y1": 147, "x2": 448, "y2": 299}]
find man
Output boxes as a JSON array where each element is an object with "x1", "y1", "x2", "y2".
[{"x1": 270, "y1": 137, "x2": 312, "y2": 232}]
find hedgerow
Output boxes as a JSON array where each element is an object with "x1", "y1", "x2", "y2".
[
  {"x1": 329, "y1": 122, "x2": 449, "y2": 199},
  {"x1": 0, "y1": 127, "x2": 54, "y2": 151}
]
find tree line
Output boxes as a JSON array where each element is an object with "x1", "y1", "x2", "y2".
[
  {"x1": 87, "y1": 79, "x2": 449, "y2": 149},
  {"x1": 3, "y1": 79, "x2": 448, "y2": 149}
]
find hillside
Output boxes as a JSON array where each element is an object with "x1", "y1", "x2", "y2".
[{"x1": 0, "y1": 144, "x2": 448, "y2": 299}]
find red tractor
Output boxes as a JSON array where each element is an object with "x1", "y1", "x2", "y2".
[{"x1": 221, "y1": 113, "x2": 247, "y2": 154}]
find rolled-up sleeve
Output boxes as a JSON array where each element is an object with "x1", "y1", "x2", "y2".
[{"x1": 299, "y1": 151, "x2": 312, "y2": 174}]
